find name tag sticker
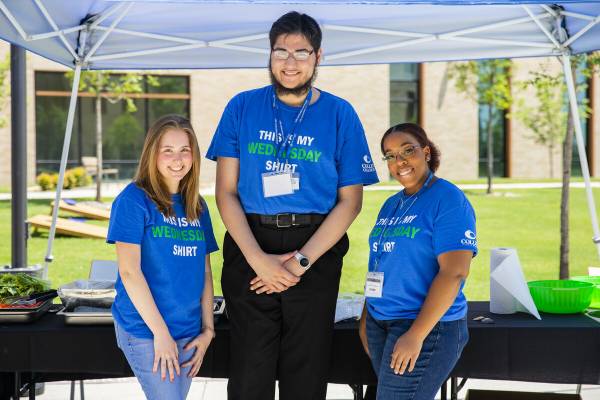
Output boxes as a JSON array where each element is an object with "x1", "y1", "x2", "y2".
[
  {"x1": 262, "y1": 172, "x2": 294, "y2": 198},
  {"x1": 365, "y1": 271, "x2": 384, "y2": 298}
]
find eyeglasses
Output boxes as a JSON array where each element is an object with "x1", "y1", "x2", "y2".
[
  {"x1": 271, "y1": 49, "x2": 314, "y2": 61},
  {"x1": 382, "y1": 145, "x2": 422, "y2": 163}
]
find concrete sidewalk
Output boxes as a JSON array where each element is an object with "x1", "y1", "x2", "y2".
[
  {"x1": 32, "y1": 378, "x2": 600, "y2": 399},
  {"x1": 2, "y1": 180, "x2": 600, "y2": 201}
]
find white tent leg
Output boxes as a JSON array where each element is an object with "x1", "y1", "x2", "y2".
[
  {"x1": 42, "y1": 64, "x2": 82, "y2": 278},
  {"x1": 561, "y1": 53, "x2": 600, "y2": 259}
]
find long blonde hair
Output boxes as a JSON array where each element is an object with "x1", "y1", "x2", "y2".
[{"x1": 135, "y1": 114, "x2": 202, "y2": 220}]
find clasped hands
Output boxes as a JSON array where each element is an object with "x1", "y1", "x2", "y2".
[{"x1": 249, "y1": 251, "x2": 306, "y2": 294}]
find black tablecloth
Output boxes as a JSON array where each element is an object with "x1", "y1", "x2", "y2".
[
  {"x1": 0, "y1": 302, "x2": 598, "y2": 387},
  {"x1": 454, "y1": 302, "x2": 600, "y2": 385}
]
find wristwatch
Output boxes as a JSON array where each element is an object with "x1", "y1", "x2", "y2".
[{"x1": 294, "y1": 252, "x2": 311, "y2": 270}]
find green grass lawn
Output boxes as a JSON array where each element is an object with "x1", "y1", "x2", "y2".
[{"x1": 0, "y1": 188, "x2": 597, "y2": 300}]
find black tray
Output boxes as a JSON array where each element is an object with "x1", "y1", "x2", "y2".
[{"x1": 0, "y1": 300, "x2": 53, "y2": 323}]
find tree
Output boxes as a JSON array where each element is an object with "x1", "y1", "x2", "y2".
[
  {"x1": 559, "y1": 54, "x2": 599, "y2": 279},
  {"x1": 448, "y1": 59, "x2": 512, "y2": 194},
  {"x1": 563, "y1": 52, "x2": 600, "y2": 279},
  {"x1": 515, "y1": 69, "x2": 567, "y2": 178},
  {"x1": 516, "y1": 56, "x2": 594, "y2": 279},
  {"x1": 65, "y1": 71, "x2": 158, "y2": 200},
  {"x1": 0, "y1": 54, "x2": 9, "y2": 128},
  {"x1": 560, "y1": 93, "x2": 575, "y2": 280}
]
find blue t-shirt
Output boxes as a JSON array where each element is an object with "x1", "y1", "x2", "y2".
[
  {"x1": 206, "y1": 85, "x2": 379, "y2": 214},
  {"x1": 366, "y1": 178, "x2": 477, "y2": 321},
  {"x1": 107, "y1": 183, "x2": 219, "y2": 339}
]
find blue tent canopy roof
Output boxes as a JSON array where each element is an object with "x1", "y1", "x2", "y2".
[{"x1": 1, "y1": 0, "x2": 599, "y2": 69}]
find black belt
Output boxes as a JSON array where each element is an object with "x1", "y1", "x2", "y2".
[{"x1": 249, "y1": 213, "x2": 327, "y2": 228}]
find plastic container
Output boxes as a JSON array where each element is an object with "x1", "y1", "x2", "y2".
[
  {"x1": 334, "y1": 294, "x2": 365, "y2": 323},
  {"x1": 58, "y1": 280, "x2": 116, "y2": 310},
  {"x1": 571, "y1": 275, "x2": 600, "y2": 308},
  {"x1": 527, "y1": 280, "x2": 594, "y2": 314}
]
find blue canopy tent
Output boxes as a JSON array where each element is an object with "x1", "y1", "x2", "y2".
[{"x1": 1, "y1": 0, "x2": 600, "y2": 276}]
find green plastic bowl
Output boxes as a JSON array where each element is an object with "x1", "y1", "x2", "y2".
[
  {"x1": 571, "y1": 276, "x2": 600, "y2": 309},
  {"x1": 527, "y1": 280, "x2": 594, "y2": 314}
]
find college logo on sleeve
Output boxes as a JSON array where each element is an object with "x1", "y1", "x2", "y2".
[
  {"x1": 362, "y1": 155, "x2": 376, "y2": 173},
  {"x1": 461, "y1": 230, "x2": 477, "y2": 246}
]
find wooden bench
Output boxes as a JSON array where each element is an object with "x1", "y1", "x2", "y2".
[
  {"x1": 27, "y1": 215, "x2": 108, "y2": 239},
  {"x1": 81, "y1": 157, "x2": 119, "y2": 180},
  {"x1": 50, "y1": 200, "x2": 111, "y2": 220}
]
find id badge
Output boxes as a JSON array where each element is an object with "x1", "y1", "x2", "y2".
[
  {"x1": 365, "y1": 271, "x2": 384, "y2": 298},
  {"x1": 291, "y1": 173, "x2": 300, "y2": 191},
  {"x1": 262, "y1": 172, "x2": 294, "y2": 198}
]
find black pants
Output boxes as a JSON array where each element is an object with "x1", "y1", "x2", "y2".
[{"x1": 221, "y1": 215, "x2": 349, "y2": 400}]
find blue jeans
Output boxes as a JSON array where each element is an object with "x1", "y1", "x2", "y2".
[
  {"x1": 366, "y1": 311, "x2": 468, "y2": 400},
  {"x1": 114, "y1": 321, "x2": 195, "y2": 400}
]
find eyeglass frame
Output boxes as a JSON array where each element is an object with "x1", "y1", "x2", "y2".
[
  {"x1": 381, "y1": 144, "x2": 424, "y2": 163},
  {"x1": 271, "y1": 48, "x2": 315, "y2": 62}
]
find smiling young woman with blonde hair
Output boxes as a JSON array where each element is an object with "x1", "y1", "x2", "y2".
[{"x1": 108, "y1": 114, "x2": 218, "y2": 400}]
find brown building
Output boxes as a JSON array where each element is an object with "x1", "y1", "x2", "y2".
[{"x1": 0, "y1": 40, "x2": 598, "y2": 188}]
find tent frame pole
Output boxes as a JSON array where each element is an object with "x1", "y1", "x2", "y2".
[
  {"x1": 522, "y1": 5, "x2": 561, "y2": 48},
  {"x1": 32, "y1": 0, "x2": 78, "y2": 59},
  {"x1": 0, "y1": 0, "x2": 28, "y2": 40},
  {"x1": 563, "y1": 14, "x2": 600, "y2": 48},
  {"x1": 561, "y1": 53, "x2": 600, "y2": 258},
  {"x1": 43, "y1": 63, "x2": 82, "y2": 277},
  {"x1": 83, "y1": 2, "x2": 133, "y2": 64}
]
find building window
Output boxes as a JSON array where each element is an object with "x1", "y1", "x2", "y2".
[
  {"x1": 478, "y1": 105, "x2": 508, "y2": 178},
  {"x1": 35, "y1": 72, "x2": 190, "y2": 179},
  {"x1": 477, "y1": 62, "x2": 509, "y2": 178},
  {"x1": 390, "y1": 64, "x2": 420, "y2": 125}
]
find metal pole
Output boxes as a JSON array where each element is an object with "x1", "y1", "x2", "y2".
[
  {"x1": 10, "y1": 44, "x2": 26, "y2": 270},
  {"x1": 561, "y1": 54, "x2": 600, "y2": 258},
  {"x1": 43, "y1": 64, "x2": 82, "y2": 278}
]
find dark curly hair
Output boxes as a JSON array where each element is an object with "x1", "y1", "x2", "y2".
[{"x1": 380, "y1": 123, "x2": 441, "y2": 172}]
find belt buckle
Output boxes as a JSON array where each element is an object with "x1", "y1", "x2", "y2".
[{"x1": 276, "y1": 213, "x2": 295, "y2": 228}]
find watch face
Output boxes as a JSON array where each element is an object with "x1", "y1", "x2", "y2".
[{"x1": 299, "y1": 257, "x2": 310, "y2": 267}]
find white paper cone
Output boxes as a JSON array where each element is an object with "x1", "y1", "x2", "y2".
[{"x1": 490, "y1": 248, "x2": 541, "y2": 320}]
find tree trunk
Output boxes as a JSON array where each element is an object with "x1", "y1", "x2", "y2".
[
  {"x1": 486, "y1": 105, "x2": 494, "y2": 194},
  {"x1": 549, "y1": 144, "x2": 554, "y2": 179},
  {"x1": 95, "y1": 93, "x2": 103, "y2": 202},
  {"x1": 560, "y1": 98, "x2": 575, "y2": 280}
]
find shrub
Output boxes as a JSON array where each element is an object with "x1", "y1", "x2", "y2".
[
  {"x1": 70, "y1": 167, "x2": 92, "y2": 187},
  {"x1": 36, "y1": 167, "x2": 92, "y2": 191},
  {"x1": 62, "y1": 170, "x2": 77, "y2": 189},
  {"x1": 49, "y1": 173, "x2": 58, "y2": 189},
  {"x1": 36, "y1": 172, "x2": 55, "y2": 191}
]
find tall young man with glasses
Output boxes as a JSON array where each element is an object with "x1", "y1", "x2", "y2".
[{"x1": 207, "y1": 11, "x2": 379, "y2": 400}]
